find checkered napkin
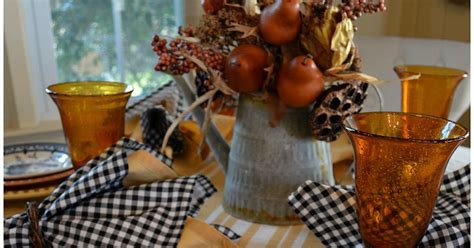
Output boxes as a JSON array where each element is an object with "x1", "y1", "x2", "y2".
[
  {"x1": 288, "y1": 165, "x2": 470, "y2": 247},
  {"x1": 4, "y1": 138, "x2": 239, "y2": 247}
]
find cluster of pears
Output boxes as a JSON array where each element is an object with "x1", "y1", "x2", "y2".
[{"x1": 224, "y1": 0, "x2": 324, "y2": 108}]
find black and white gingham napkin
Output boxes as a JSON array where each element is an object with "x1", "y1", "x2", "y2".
[
  {"x1": 5, "y1": 138, "x2": 239, "y2": 247},
  {"x1": 288, "y1": 165, "x2": 470, "y2": 247}
]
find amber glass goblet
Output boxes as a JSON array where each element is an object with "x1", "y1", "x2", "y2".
[
  {"x1": 47, "y1": 82, "x2": 133, "y2": 169},
  {"x1": 394, "y1": 65, "x2": 467, "y2": 119},
  {"x1": 344, "y1": 112, "x2": 468, "y2": 248}
]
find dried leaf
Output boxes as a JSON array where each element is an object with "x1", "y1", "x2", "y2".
[
  {"x1": 228, "y1": 23, "x2": 259, "y2": 39},
  {"x1": 299, "y1": 1, "x2": 313, "y2": 17},
  {"x1": 300, "y1": 35, "x2": 333, "y2": 70},
  {"x1": 210, "y1": 69, "x2": 237, "y2": 95},
  {"x1": 300, "y1": 6, "x2": 339, "y2": 70},
  {"x1": 331, "y1": 13, "x2": 354, "y2": 67},
  {"x1": 176, "y1": 36, "x2": 201, "y2": 43},
  {"x1": 244, "y1": 0, "x2": 261, "y2": 16},
  {"x1": 328, "y1": 72, "x2": 380, "y2": 84},
  {"x1": 325, "y1": 63, "x2": 352, "y2": 75},
  {"x1": 182, "y1": 54, "x2": 208, "y2": 71},
  {"x1": 400, "y1": 74, "x2": 421, "y2": 81},
  {"x1": 325, "y1": 73, "x2": 420, "y2": 85},
  {"x1": 225, "y1": 3, "x2": 243, "y2": 8},
  {"x1": 313, "y1": 6, "x2": 339, "y2": 52}
]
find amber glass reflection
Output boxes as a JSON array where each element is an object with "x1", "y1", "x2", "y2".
[
  {"x1": 344, "y1": 112, "x2": 468, "y2": 248},
  {"x1": 47, "y1": 82, "x2": 133, "y2": 169},
  {"x1": 394, "y1": 65, "x2": 467, "y2": 118}
]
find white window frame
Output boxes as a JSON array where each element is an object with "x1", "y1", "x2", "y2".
[{"x1": 5, "y1": 0, "x2": 184, "y2": 137}]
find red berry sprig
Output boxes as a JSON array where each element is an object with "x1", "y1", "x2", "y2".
[
  {"x1": 339, "y1": 0, "x2": 386, "y2": 20},
  {"x1": 151, "y1": 35, "x2": 225, "y2": 75}
]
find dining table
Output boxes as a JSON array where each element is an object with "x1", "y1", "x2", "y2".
[{"x1": 4, "y1": 138, "x2": 470, "y2": 247}]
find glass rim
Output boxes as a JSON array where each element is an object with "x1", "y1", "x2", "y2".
[
  {"x1": 46, "y1": 81, "x2": 134, "y2": 97},
  {"x1": 394, "y1": 65, "x2": 468, "y2": 78},
  {"x1": 343, "y1": 112, "x2": 469, "y2": 144}
]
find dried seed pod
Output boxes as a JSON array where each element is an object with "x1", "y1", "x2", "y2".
[{"x1": 309, "y1": 80, "x2": 369, "y2": 141}]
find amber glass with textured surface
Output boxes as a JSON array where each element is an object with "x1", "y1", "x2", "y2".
[
  {"x1": 394, "y1": 65, "x2": 467, "y2": 118},
  {"x1": 344, "y1": 112, "x2": 468, "y2": 248},
  {"x1": 47, "y1": 82, "x2": 133, "y2": 169}
]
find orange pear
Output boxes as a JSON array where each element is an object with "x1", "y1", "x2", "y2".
[
  {"x1": 224, "y1": 44, "x2": 269, "y2": 93},
  {"x1": 276, "y1": 55, "x2": 325, "y2": 108},
  {"x1": 259, "y1": 0, "x2": 302, "y2": 45}
]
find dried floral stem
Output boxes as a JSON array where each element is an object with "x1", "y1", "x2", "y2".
[
  {"x1": 325, "y1": 63, "x2": 420, "y2": 84},
  {"x1": 209, "y1": 69, "x2": 237, "y2": 95},
  {"x1": 181, "y1": 53, "x2": 208, "y2": 71},
  {"x1": 182, "y1": 53, "x2": 237, "y2": 95},
  {"x1": 225, "y1": 3, "x2": 244, "y2": 8},
  {"x1": 159, "y1": 54, "x2": 235, "y2": 153},
  {"x1": 199, "y1": 95, "x2": 215, "y2": 152},
  {"x1": 228, "y1": 23, "x2": 259, "y2": 39},
  {"x1": 267, "y1": 93, "x2": 286, "y2": 128},
  {"x1": 160, "y1": 88, "x2": 218, "y2": 154},
  {"x1": 263, "y1": 63, "x2": 275, "y2": 90}
]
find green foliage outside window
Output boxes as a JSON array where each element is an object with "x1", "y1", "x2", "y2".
[{"x1": 50, "y1": 0, "x2": 178, "y2": 97}]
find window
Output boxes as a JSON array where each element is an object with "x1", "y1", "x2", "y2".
[
  {"x1": 50, "y1": 0, "x2": 183, "y2": 97},
  {"x1": 5, "y1": 0, "x2": 185, "y2": 133}
]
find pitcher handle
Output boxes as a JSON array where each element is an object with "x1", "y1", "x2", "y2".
[
  {"x1": 371, "y1": 83, "x2": 384, "y2": 111},
  {"x1": 173, "y1": 75, "x2": 230, "y2": 172}
]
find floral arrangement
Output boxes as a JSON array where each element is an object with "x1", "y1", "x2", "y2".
[{"x1": 151, "y1": 0, "x2": 386, "y2": 151}]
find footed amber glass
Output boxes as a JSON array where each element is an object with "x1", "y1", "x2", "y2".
[
  {"x1": 394, "y1": 65, "x2": 467, "y2": 118},
  {"x1": 344, "y1": 112, "x2": 468, "y2": 248},
  {"x1": 47, "y1": 82, "x2": 133, "y2": 169}
]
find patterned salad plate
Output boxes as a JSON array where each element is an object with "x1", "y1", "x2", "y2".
[{"x1": 4, "y1": 143, "x2": 73, "y2": 181}]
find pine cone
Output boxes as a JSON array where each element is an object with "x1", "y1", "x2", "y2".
[
  {"x1": 195, "y1": 70, "x2": 223, "y2": 107},
  {"x1": 195, "y1": 70, "x2": 213, "y2": 97},
  {"x1": 309, "y1": 80, "x2": 369, "y2": 142},
  {"x1": 141, "y1": 106, "x2": 185, "y2": 155}
]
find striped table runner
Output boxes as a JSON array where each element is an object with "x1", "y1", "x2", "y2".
[
  {"x1": 193, "y1": 159, "x2": 325, "y2": 248},
  {"x1": 193, "y1": 145, "x2": 471, "y2": 247}
]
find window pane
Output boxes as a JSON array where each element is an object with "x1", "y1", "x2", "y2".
[{"x1": 49, "y1": 0, "x2": 178, "y2": 97}]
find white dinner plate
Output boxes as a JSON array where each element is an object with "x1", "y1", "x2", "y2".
[{"x1": 4, "y1": 143, "x2": 73, "y2": 180}]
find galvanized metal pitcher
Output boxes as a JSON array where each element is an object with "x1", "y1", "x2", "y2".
[{"x1": 175, "y1": 76, "x2": 334, "y2": 225}]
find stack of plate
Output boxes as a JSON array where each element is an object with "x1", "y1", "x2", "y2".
[{"x1": 4, "y1": 143, "x2": 74, "y2": 201}]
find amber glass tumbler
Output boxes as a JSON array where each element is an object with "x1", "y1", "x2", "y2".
[
  {"x1": 344, "y1": 112, "x2": 468, "y2": 248},
  {"x1": 47, "y1": 82, "x2": 133, "y2": 169},
  {"x1": 394, "y1": 65, "x2": 467, "y2": 119}
]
